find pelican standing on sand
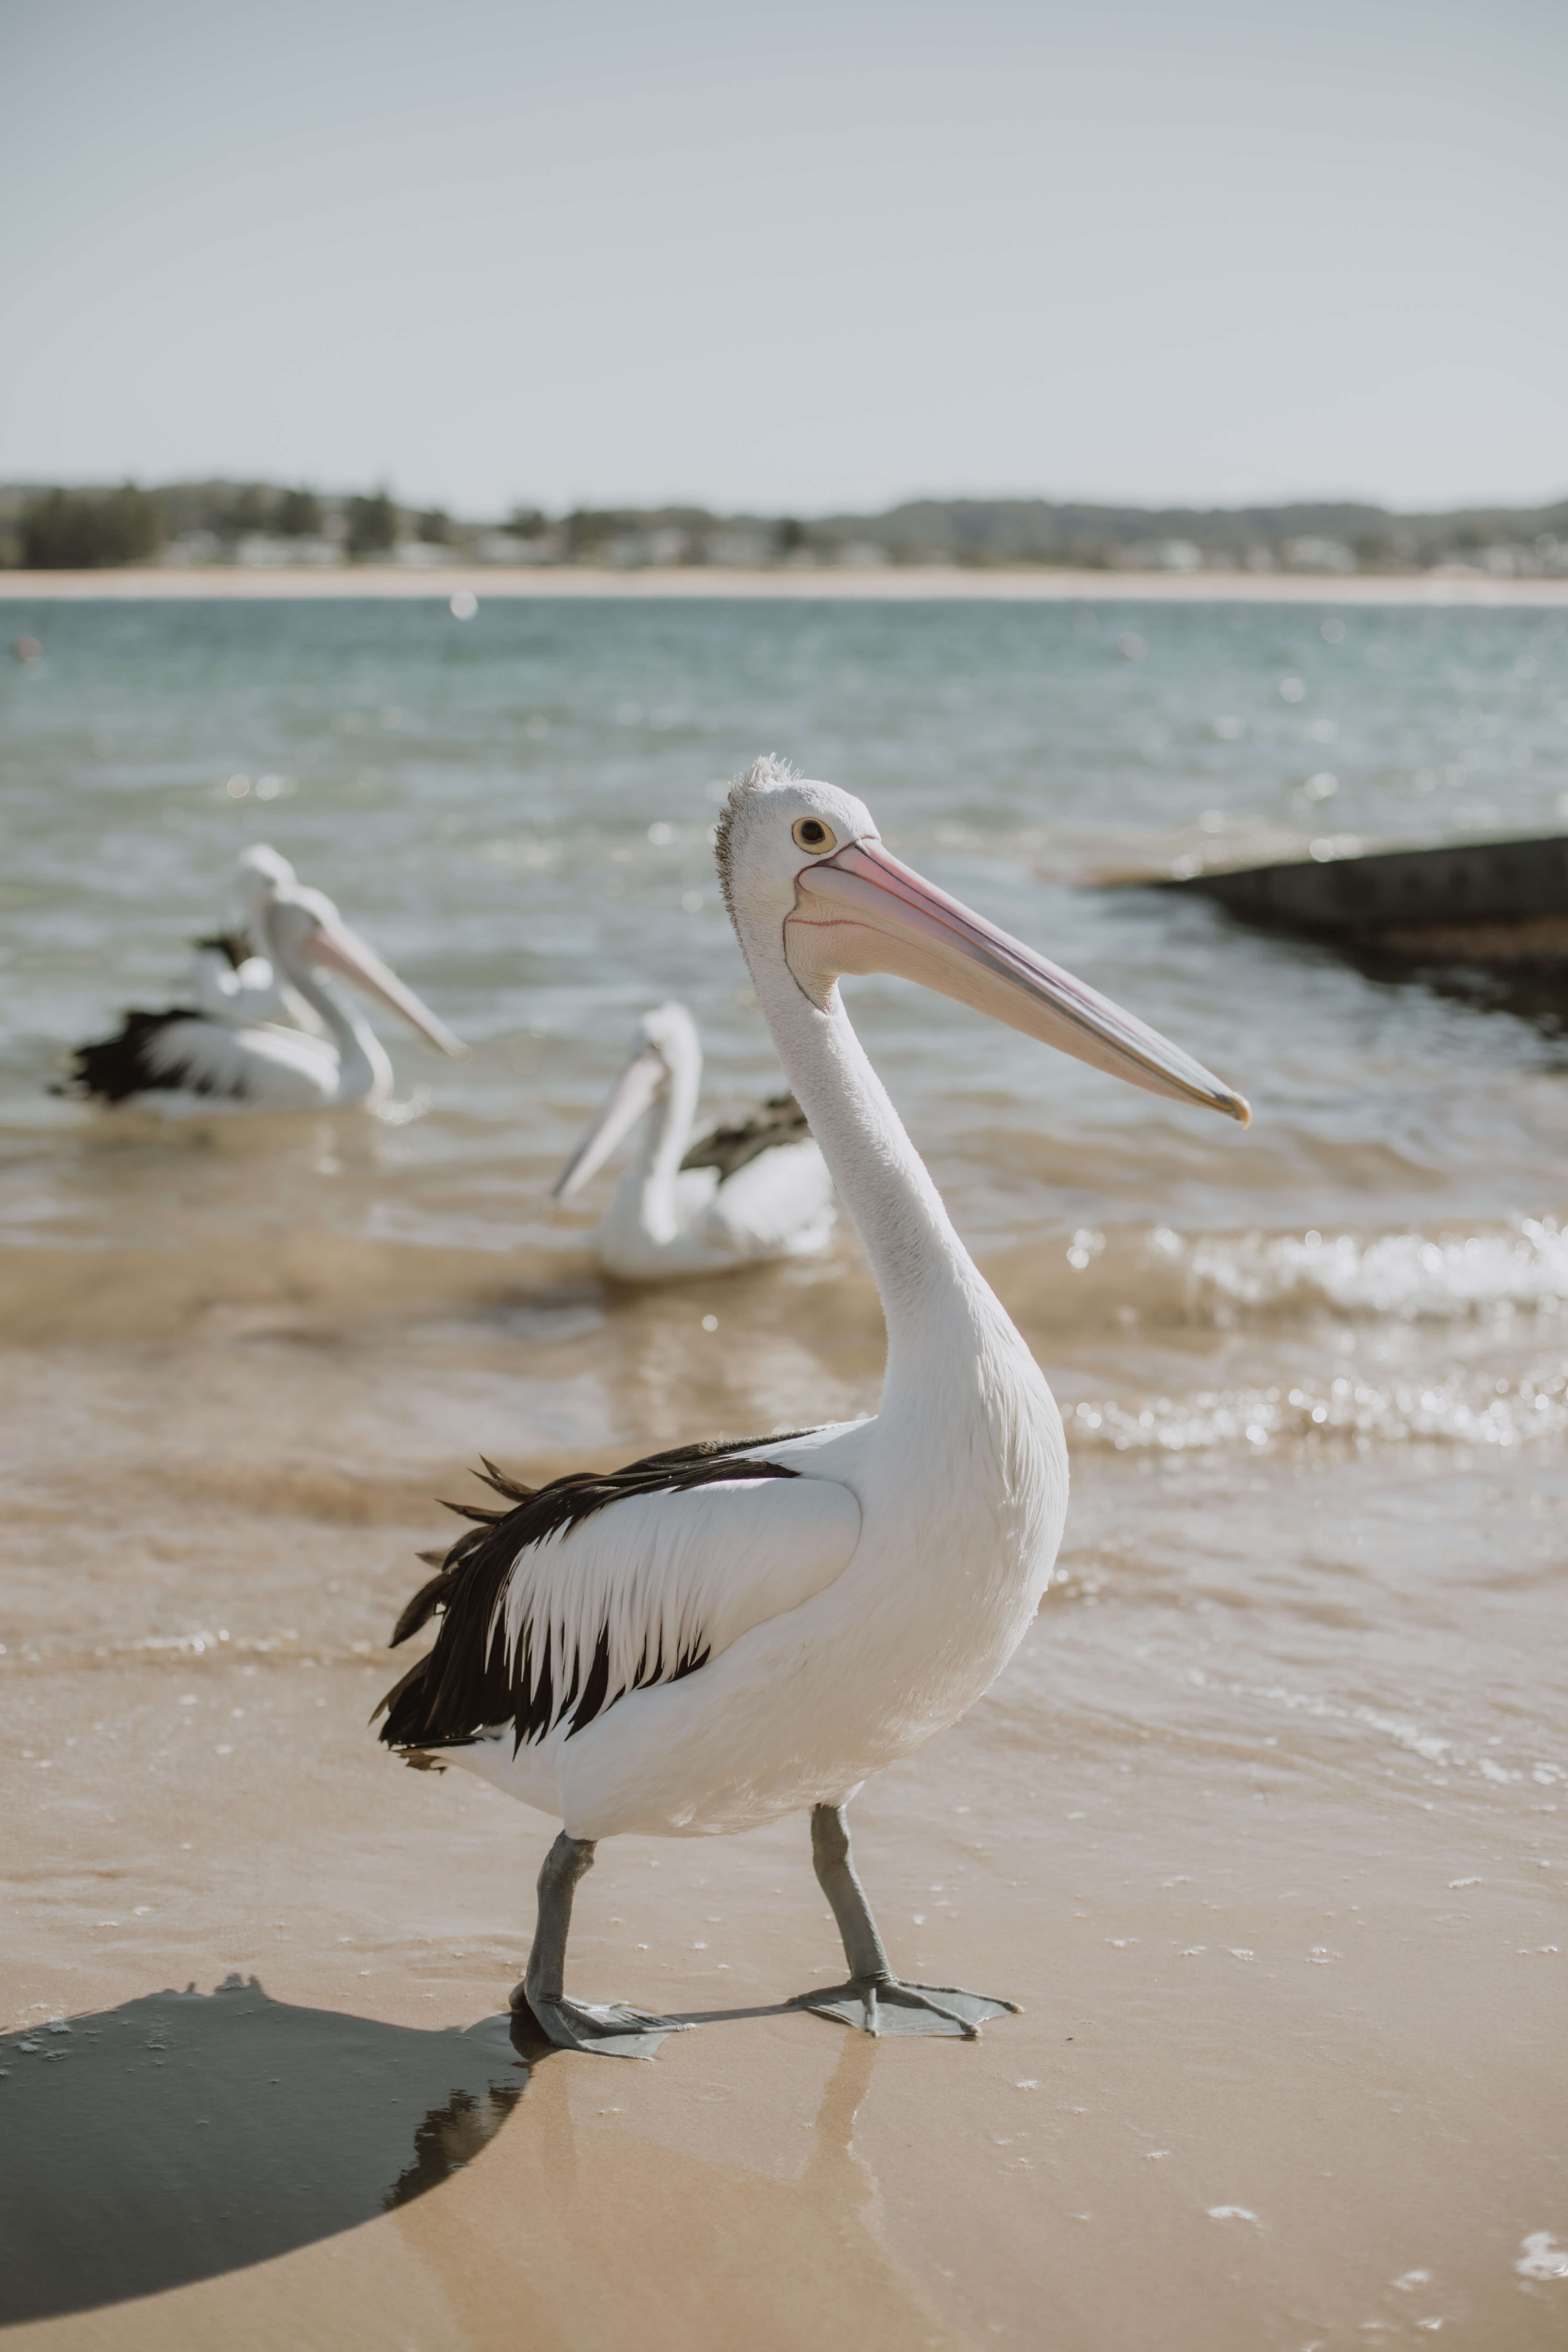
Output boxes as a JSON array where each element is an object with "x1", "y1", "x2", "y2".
[
  {"x1": 378, "y1": 759, "x2": 1247, "y2": 2056},
  {"x1": 552, "y1": 1000, "x2": 835, "y2": 1280},
  {"x1": 187, "y1": 845, "x2": 321, "y2": 1029},
  {"x1": 63, "y1": 879, "x2": 465, "y2": 1111}
]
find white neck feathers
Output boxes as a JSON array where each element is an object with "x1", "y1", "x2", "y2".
[
  {"x1": 740, "y1": 929, "x2": 1013, "y2": 1417},
  {"x1": 276, "y1": 955, "x2": 389, "y2": 1103},
  {"x1": 624, "y1": 1040, "x2": 701, "y2": 1241}
]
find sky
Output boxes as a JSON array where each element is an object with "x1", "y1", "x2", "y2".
[{"x1": 3, "y1": 0, "x2": 1565, "y2": 517}]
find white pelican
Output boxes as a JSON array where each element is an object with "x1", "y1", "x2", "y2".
[
  {"x1": 188, "y1": 846, "x2": 321, "y2": 1030},
  {"x1": 378, "y1": 759, "x2": 1247, "y2": 2056},
  {"x1": 552, "y1": 1000, "x2": 835, "y2": 1281},
  {"x1": 63, "y1": 881, "x2": 465, "y2": 1112}
]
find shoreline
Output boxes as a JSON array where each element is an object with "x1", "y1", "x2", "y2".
[{"x1": 4, "y1": 563, "x2": 1568, "y2": 606}]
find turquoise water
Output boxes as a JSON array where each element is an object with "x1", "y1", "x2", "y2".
[{"x1": 4, "y1": 594, "x2": 1568, "y2": 1285}]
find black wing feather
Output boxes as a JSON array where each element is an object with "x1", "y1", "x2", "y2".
[
  {"x1": 375, "y1": 1429, "x2": 822, "y2": 1756},
  {"x1": 193, "y1": 932, "x2": 252, "y2": 969},
  {"x1": 57, "y1": 1009, "x2": 224, "y2": 1105},
  {"x1": 679, "y1": 1093, "x2": 810, "y2": 1182}
]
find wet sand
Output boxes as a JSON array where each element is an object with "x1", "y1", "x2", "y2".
[
  {"x1": 4, "y1": 564, "x2": 1568, "y2": 604},
  {"x1": 4, "y1": 1275, "x2": 1567, "y2": 2351}
]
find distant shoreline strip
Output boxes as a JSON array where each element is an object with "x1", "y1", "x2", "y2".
[{"x1": 3, "y1": 566, "x2": 1567, "y2": 607}]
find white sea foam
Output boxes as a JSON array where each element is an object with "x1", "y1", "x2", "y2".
[
  {"x1": 1068, "y1": 1360, "x2": 1568, "y2": 1454},
  {"x1": 1173, "y1": 1217, "x2": 1568, "y2": 1324},
  {"x1": 1018, "y1": 1217, "x2": 1568, "y2": 1344}
]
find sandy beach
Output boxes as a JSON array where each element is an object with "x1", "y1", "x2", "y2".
[
  {"x1": 4, "y1": 1301, "x2": 1565, "y2": 2352},
  {"x1": 4, "y1": 564, "x2": 1568, "y2": 605}
]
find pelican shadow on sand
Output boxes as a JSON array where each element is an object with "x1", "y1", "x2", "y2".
[
  {"x1": 0, "y1": 1974, "x2": 821, "y2": 2326},
  {"x1": 0, "y1": 1976, "x2": 541, "y2": 2326}
]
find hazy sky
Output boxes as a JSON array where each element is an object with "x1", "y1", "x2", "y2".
[{"x1": 4, "y1": 0, "x2": 1564, "y2": 516}]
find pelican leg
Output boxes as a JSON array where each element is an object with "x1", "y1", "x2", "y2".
[
  {"x1": 510, "y1": 1831, "x2": 693, "y2": 2059},
  {"x1": 791, "y1": 1804, "x2": 1020, "y2": 2040}
]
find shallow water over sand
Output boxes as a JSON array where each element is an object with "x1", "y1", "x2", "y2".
[{"x1": 3, "y1": 596, "x2": 1567, "y2": 2347}]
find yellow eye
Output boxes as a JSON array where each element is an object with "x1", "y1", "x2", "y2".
[{"x1": 792, "y1": 816, "x2": 837, "y2": 853}]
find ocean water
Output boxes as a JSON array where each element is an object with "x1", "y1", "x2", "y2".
[
  {"x1": 5, "y1": 594, "x2": 1568, "y2": 2344},
  {"x1": 6, "y1": 590, "x2": 1568, "y2": 1701}
]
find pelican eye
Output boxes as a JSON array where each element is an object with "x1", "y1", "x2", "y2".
[{"x1": 792, "y1": 817, "x2": 837, "y2": 853}]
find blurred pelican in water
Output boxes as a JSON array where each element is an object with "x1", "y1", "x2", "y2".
[
  {"x1": 552, "y1": 1001, "x2": 835, "y2": 1281},
  {"x1": 62, "y1": 877, "x2": 466, "y2": 1114}
]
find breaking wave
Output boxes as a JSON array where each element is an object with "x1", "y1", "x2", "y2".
[
  {"x1": 1001, "y1": 1213, "x2": 1568, "y2": 1337},
  {"x1": 1176, "y1": 1216, "x2": 1568, "y2": 1322},
  {"x1": 1066, "y1": 1359, "x2": 1568, "y2": 1456}
]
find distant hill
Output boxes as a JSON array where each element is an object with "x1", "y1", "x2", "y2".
[
  {"x1": 2, "y1": 479, "x2": 1564, "y2": 575},
  {"x1": 820, "y1": 495, "x2": 1568, "y2": 575}
]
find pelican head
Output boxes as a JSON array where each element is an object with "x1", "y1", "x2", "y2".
[
  {"x1": 717, "y1": 756, "x2": 1249, "y2": 1124},
  {"x1": 236, "y1": 844, "x2": 299, "y2": 924},
  {"x1": 552, "y1": 1002, "x2": 701, "y2": 1202},
  {"x1": 267, "y1": 886, "x2": 468, "y2": 1059}
]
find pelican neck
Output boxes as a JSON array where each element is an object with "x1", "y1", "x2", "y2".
[
  {"x1": 744, "y1": 929, "x2": 1007, "y2": 1394},
  {"x1": 277, "y1": 955, "x2": 388, "y2": 1100},
  {"x1": 629, "y1": 1033, "x2": 702, "y2": 1230}
]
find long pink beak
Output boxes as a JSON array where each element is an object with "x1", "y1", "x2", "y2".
[
  {"x1": 307, "y1": 922, "x2": 469, "y2": 1060},
  {"x1": 551, "y1": 1043, "x2": 667, "y2": 1201},
  {"x1": 788, "y1": 839, "x2": 1250, "y2": 1124}
]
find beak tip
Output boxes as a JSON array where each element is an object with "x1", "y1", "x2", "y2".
[{"x1": 1228, "y1": 1093, "x2": 1252, "y2": 1128}]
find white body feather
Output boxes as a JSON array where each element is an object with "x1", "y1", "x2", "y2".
[
  {"x1": 126, "y1": 1004, "x2": 389, "y2": 1115},
  {"x1": 450, "y1": 1299, "x2": 1065, "y2": 1840},
  {"x1": 189, "y1": 946, "x2": 322, "y2": 1032},
  {"x1": 597, "y1": 1139, "x2": 835, "y2": 1281}
]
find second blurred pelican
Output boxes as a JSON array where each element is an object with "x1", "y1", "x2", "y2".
[
  {"x1": 189, "y1": 846, "x2": 322, "y2": 1030},
  {"x1": 553, "y1": 1002, "x2": 835, "y2": 1281}
]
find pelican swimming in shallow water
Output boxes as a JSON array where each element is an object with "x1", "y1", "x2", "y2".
[
  {"x1": 187, "y1": 846, "x2": 321, "y2": 1030},
  {"x1": 378, "y1": 758, "x2": 1247, "y2": 2057},
  {"x1": 63, "y1": 878, "x2": 465, "y2": 1113},
  {"x1": 552, "y1": 1001, "x2": 835, "y2": 1280}
]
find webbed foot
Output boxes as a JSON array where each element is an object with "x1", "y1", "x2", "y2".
[
  {"x1": 790, "y1": 1974, "x2": 1019, "y2": 2039},
  {"x1": 509, "y1": 1982, "x2": 693, "y2": 2059}
]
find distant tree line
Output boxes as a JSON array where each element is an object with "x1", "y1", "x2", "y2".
[
  {"x1": 1, "y1": 477, "x2": 473, "y2": 567},
  {"x1": 832, "y1": 495, "x2": 1568, "y2": 574},
  {"x1": 2, "y1": 478, "x2": 1565, "y2": 574},
  {"x1": 10, "y1": 480, "x2": 332, "y2": 567},
  {"x1": 19, "y1": 484, "x2": 166, "y2": 569}
]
